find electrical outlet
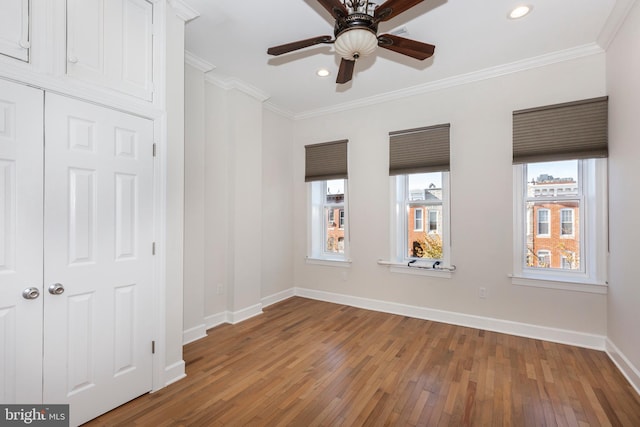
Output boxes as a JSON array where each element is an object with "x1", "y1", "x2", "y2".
[
  {"x1": 341, "y1": 271, "x2": 348, "y2": 281},
  {"x1": 217, "y1": 284, "x2": 223, "y2": 295},
  {"x1": 478, "y1": 287, "x2": 487, "y2": 299}
]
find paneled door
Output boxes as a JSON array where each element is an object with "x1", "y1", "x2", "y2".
[
  {"x1": 43, "y1": 94, "x2": 155, "y2": 425},
  {"x1": 0, "y1": 79, "x2": 44, "y2": 404}
]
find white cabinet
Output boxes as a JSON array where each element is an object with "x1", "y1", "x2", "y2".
[
  {"x1": 66, "y1": 0, "x2": 154, "y2": 101},
  {"x1": 0, "y1": 0, "x2": 30, "y2": 62}
]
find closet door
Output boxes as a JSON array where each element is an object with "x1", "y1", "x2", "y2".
[
  {"x1": 0, "y1": 79, "x2": 43, "y2": 403},
  {"x1": 43, "y1": 94, "x2": 155, "y2": 425},
  {"x1": 0, "y1": 0, "x2": 30, "y2": 62}
]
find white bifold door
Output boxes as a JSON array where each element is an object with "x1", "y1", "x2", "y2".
[{"x1": 0, "y1": 79, "x2": 155, "y2": 426}]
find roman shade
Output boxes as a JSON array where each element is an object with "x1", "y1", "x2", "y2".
[
  {"x1": 305, "y1": 139, "x2": 348, "y2": 182},
  {"x1": 512, "y1": 96, "x2": 608, "y2": 164},
  {"x1": 389, "y1": 124, "x2": 450, "y2": 175}
]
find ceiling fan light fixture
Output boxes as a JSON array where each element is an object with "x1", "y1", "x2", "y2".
[
  {"x1": 509, "y1": 5, "x2": 532, "y2": 19},
  {"x1": 334, "y1": 28, "x2": 378, "y2": 61}
]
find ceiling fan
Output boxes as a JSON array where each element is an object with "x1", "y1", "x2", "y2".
[{"x1": 267, "y1": 0, "x2": 435, "y2": 84}]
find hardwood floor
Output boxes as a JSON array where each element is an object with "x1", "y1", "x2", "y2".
[{"x1": 85, "y1": 297, "x2": 640, "y2": 426}]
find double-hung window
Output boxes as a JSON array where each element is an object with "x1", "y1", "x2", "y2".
[
  {"x1": 512, "y1": 97, "x2": 608, "y2": 290},
  {"x1": 389, "y1": 124, "x2": 452, "y2": 275},
  {"x1": 306, "y1": 140, "x2": 349, "y2": 263}
]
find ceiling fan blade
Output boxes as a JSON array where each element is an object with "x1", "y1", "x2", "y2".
[
  {"x1": 378, "y1": 34, "x2": 435, "y2": 60},
  {"x1": 336, "y1": 59, "x2": 355, "y2": 84},
  {"x1": 374, "y1": 0, "x2": 425, "y2": 22},
  {"x1": 267, "y1": 35, "x2": 333, "y2": 56},
  {"x1": 317, "y1": 0, "x2": 349, "y2": 19}
]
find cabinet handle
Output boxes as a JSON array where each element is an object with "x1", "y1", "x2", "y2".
[
  {"x1": 19, "y1": 40, "x2": 30, "y2": 49},
  {"x1": 68, "y1": 55, "x2": 79, "y2": 64}
]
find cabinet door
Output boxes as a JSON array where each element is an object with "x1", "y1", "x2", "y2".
[
  {"x1": 0, "y1": 0, "x2": 30, "y2": 62},
  {"x1": 66, "y1": 0, "x2": 154, "y2": 101},
  {"x1": 0, "y1": 79, "x2": 44, "y2": 403},
  {"x1": 43, "y1": 93, "x2": 155, "y2": 426}
]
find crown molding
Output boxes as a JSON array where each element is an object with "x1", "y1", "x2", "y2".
[
  {"x1": 184, "y1": 50, "x2": 215, "y2": 73},
  {"x1": 263, "y1": 102, "x2": 295, "y2": 119},
  {"x1": 167, "y1": 0, "x2": 200, "y2": 22},
  {"x1": 205, "y1": 74, "x2": 271, "y2": 102},
  {"x1": 293, "y1": 43, "x2": 604, "y2": 120},
  {"x1": 597, "y1": 0, "x2": 639, "y2": 50}
]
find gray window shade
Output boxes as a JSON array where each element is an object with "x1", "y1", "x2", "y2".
[
  {"x1": 513, "y1": 97, "x2": 608, "y2": 164},
  {"x1": 305, "y1": 139, "x2": 348, "y2": 182},
  {"x1": 389, "y1": 124, "x2": 450, "y2": 175}
]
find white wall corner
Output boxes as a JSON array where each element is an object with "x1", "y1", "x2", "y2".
[
  {"x1": 597, "y1": 0, "x2": 639, "y2": 50},
  {"x1": 205, "y1": 74, "x2": 271, "y2": 102},
  {"x1": 185, "y1": 50, "x2": 215, "y2": 73},
  {"x1": 182, "y1": 324, "x2": 207, "y2": 345},
  {"x1": 205, "y1": 311, "x2": 230, "y2": 330},
  {"x1": 163, "y1": 360, "x2": 186, "y2": 387},
  {"x1": 606, "y1": 338, "x2": 640, "y2": 396},
  {"x1": 167, "y1": 0, "x2": 200, "y2": 22},
  {"x1": 262, "y1": 288, "x2": 296, "y2": 308},
  {"x1": 230, "y1": 303, "x2": 264, "y2": 324},
  {"x1": 293, "y1": 287, "x2": 607, "y2": 351}
]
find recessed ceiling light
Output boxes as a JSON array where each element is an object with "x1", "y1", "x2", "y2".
[
  {"x1": 509, "y1": 5, "x2": 532, "y2": 19},
  {"x1": 316, "y1": 68, "x2": 330, "y2": 77}
]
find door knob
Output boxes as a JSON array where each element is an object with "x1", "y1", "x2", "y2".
[
  {"x1": 22, "y1": 287, "x2": 40, "y2": 300},
  {"x1": 49, "y1": 283, "x2": 65, "y2": 295}
]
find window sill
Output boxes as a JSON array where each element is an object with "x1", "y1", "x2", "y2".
[
  {"x1": 378, "y1": 260, "x2": 453, "y2": 279},
  {"x1": 305, "y1": 257, "x2": 352, "y2": 268},
  {"x1": 510, "y1": 274, "x2": 607, "y2": 294}
]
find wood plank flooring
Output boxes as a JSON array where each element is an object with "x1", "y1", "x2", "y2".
[{"x1": 85, "y1": 297, "x2": 640, "y2": 426}]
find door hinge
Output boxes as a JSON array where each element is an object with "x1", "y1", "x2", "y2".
[
  {"x1": 153, "y1": 143, "x2": 157, "y2": 157},
  {"x1": 152, "y1": 340, "x2": 155, "y2": 354},
  {"x1": 152, "y1": 242, "x2": 156, "y2": 255}
]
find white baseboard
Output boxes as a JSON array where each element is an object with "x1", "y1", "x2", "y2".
[
  {"x1": 163, "y1": 360, "x2": 186, "y2": 387},
  {"x1": 294, "y1": 287, "x2": 606, "y2": 350},
  {"x1": 205, "y1": 311, "x2": 229, "y2": 330},
  {"x1": 606, "y1": 338, "x2": 640, "y2": 395},
  {"x1": 182, "y1": 323, "x2": 207, "y2": 345},
  {"x1": 230, "y1": 303, "x2": 263, "y2": 324},
  {"x1": 262, "y1": 288, "x2": 296, "y2": 308}
]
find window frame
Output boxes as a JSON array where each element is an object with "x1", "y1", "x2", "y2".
[
  {"x1": 307, "y1": 179, "x2": 350, "y2": 265},
  {"x1": 512, "y1": 158, "x2": 608, "y2": 293},
  {"x1": 390, "y1": 172, "x2": 452, "y2": 278}
]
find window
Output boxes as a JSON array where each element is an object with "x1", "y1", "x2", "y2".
[
  {"x1": 536, "y1": 208, "x2": 550, "y2": 236},
  {"x1": 537, "y1": 250, "x2": 551, "y2": 268},
  {"x1": 393, "y1": 172, "x2": 450, "y2": 267},
  {"x1": 560, "y1": 209, "x2": 574, "y2": 236},
  {"x1": 306, "y1": 140, "x2": 349, "y2": 263},
  {"x1": 428, "y1": 210, "x2": 438, "y2": 233},
  {"x1": 414, "y1": 208, "x2": 424, "y2": 231},
  {"x1": 512, "y1": 97, "x2": 608, "y2": 290}
]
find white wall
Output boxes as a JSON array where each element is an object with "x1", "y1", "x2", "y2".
[
  {"x1": 292, "y1": 54, "x2": 608, "y2": 336},
  {"x1": 163, "y1": 5, "x2": 187, "y2": 382},
  {"x1": 606, "y1": 0, "x2": 640, "y2": 391},
  {"x1": 262, "y1": 109, "x2": 295, "y2": 300},
  {"x1": 183, "y1": 63, "x2": 206, "y2": 342}
]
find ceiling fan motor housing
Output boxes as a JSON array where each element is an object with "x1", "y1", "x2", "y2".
[{"x1": 334, "y1": 13, "x2": 379, "y2": 60}]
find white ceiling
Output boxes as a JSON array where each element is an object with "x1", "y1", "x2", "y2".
[{"x1": 182, "y1": 0, "x2": 625, "y2": 117}]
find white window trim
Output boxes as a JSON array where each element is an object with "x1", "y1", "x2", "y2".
[
  {"x1": 388, "y1": 172, "x2": 453, "y2": 278},
  {"x1": 512, "y1": 159, "x2": 608, "y2": 292},
  {"x1": 307, "y1": 180, "x2": 350, "y2": 264}
]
